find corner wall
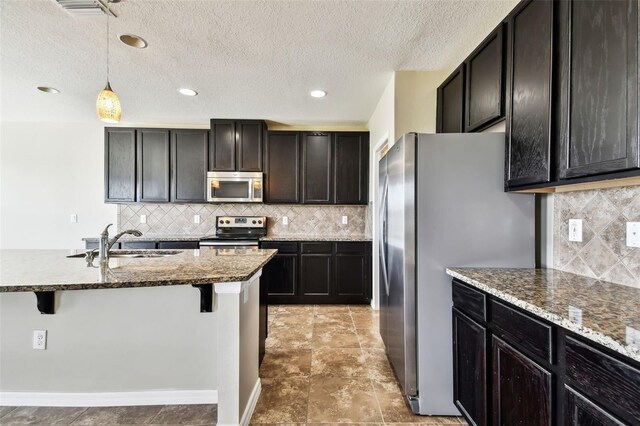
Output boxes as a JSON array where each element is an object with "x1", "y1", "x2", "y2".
[
  {"x1": 393, "y1": 70, "x2": 452, "y2": 140},
  {"x1": 0, "y1": 121, "x2": 117, "y2": 249}
]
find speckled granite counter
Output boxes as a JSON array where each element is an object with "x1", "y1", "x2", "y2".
[
  {"x1": 82, "y1": 235, "x2": 203, "y2": 242},
  {"x1": 82, "y1": 235, "x2": 372, "y2": 243},
  {"x1": 446, "y1": 267, "x2": 640, "y2": 363},
  {"x1": 260, "y1": 235, "x2": 371, "y2": 242},
  {"x1": 0, "y1": 249, "x2": 277, "y2": 292}
]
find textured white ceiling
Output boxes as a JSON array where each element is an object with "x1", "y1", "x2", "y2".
[{"x1": 1, "y1": 0, "x2": 517, "y2": 126}]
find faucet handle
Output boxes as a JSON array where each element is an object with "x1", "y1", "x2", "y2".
[{"x1": 101, "y1": 223, "x2": 113, "y2": 237}]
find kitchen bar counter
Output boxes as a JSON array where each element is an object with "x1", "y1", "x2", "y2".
[
  {"x1": 0, "y1": 249, "x2": 277, "y2": 292},
  {"x1": 446, "y1": 267, "x2": 640, "y2": 363},
  {"x1": 1, "y1": 248, "x2": 275, "y2": 425}
]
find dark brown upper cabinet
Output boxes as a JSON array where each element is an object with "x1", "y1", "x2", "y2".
[
  {"x1": 505, "y1": 0, "x2": 553, "y2": 189},
  {"x1": 333, "y1": 132, "x2": 369, "y2": 205},
  {"x1": 209, "y1": 119, "x2": 264, "y2": 172},
  {"x1": 171, "y1": 129, "x2": 208, "y2": 203},
  {"x1": 105, "y1": 128, "x2": 136, "y2": 203},
  {"x1": 465, "y1": 24, "x2": 506, "y2": 132},
  {"x1": 556, "y1": 0, "x2": 639, "y2": 179},
  {"x1": 301, "y1": 132, "x2": 333, "y2": 204},
  {"x1": 436, "y1": 66, "x2": 465, "y2": 133},
  {"x1": 136, "y1": 129, "x2": 170, "y2": 203},
  {"x1": 264, "y1": 131, "x2": 301, "y2": 204}
]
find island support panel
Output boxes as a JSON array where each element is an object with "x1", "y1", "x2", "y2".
[{"x1": 214, "y1": 271, "x2": 262, "y2": 426}]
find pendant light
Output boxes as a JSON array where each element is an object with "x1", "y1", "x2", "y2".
[{"x1": 96, "y1": 2, "x2": 121, "y2": 123}]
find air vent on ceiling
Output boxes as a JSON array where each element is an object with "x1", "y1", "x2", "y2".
[{"x1": 54, "y1": 0, "x2": 116, "y2": 16}]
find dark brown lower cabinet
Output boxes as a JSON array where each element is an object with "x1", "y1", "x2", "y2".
[
  {"x1": 260, "y1": 241, "x2": 371, "y2": 304},
  {"x1": 263, "y1": 254, "x2": 299, "y2": 303},
  {"x1": 452, "y1": 308, "x2": 487, "y2": 426},
  {"x1": 452, "y1": 279, "x2": 640, "y2": 426},
  {"x1": 300, "y1": 253, "x2": 332, "y2": 300},
  {"x1": 565, "y1": 387, "x2": 625, "y2": 426},
  {"x1": 492, "y1": 335, "x2": 552, "y2": 425},
  {"x1": 85, "y1": 240, "x2": 198, "y2": 250}
]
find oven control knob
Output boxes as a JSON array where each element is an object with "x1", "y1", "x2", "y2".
[
  {"x1": 258, "y1": 220, "x2": 262, "y2": 224},
  {"x1": 225, "y1": 220, "x2": 230, "y2": 224},
  {"x1": 219, "y1": 220, "x2": 224, "y2": 224},
  {"x1": 252, "y1": 220, "x2": 257, "y2": 224}
]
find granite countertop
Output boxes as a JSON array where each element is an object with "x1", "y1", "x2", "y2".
[
  {"x1": 0, "y1": 249, "x2": 277, "y2": 292},
  {"x1": 82, "y1": 235, "x2": 372, "y2": 242},
  {"x1": 260, "y1": 235, "x2": 372, "y2": 242},
  {"x1": 446, "y1": 267, "x2": 640, "y2": 363},
  {"x1": 82, "y1": 235, "x2": 204, "y2": 242}
]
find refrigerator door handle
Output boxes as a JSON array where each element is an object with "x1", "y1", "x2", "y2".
[{"x1": 379, "y1": 176, "x2": 390, "y2": 296}]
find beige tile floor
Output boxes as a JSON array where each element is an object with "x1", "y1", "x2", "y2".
[
  {"x1": 251, "y1": 304, "x2": 467, "y2": 425},
  {"x1": 0, "y1": 404, "x2": 217, "y2": 425}
]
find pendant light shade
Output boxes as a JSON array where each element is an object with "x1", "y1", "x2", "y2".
[
  {"x1": 97, "y1": 3, "x2": 121, "y2": 123},
  {"x1": 97, "y1": 82, "x2": 121, "y2": 123}
]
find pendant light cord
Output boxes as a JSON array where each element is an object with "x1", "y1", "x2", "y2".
[{"x1": 106, "y1": 1, "x2": 110, "y2": 83}]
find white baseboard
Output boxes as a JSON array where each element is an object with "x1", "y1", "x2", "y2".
[
  {"x1": 240, "y1": 379, "x2": 261, "y2": 426},
  {"x1": 0, "y1": 390, "x2": 217, "y2": 407}
]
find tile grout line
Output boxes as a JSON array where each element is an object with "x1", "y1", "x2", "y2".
[{"x1": 65, "y1": 407, "x2": 90, "y2": 426}]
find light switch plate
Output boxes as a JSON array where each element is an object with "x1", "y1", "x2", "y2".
[
  {"x1": 626, "y1": 222, "x2": 640, "y2": 248},
  {"x1": 342, "y1": 216, "x2": 348, "y2": 225},
  {"x1": 282, "y1": 216, "x2": 289, "y2": 225},
  {"x1": 140, "y1": 214, "x2": 147, "y2": 224},
  {"x1": 568, "y1": 219, "x2": 582, "y2": 242},
  {"x1": 194, "y1": 215, "x2": 201, "y2": 224},
  {"x1": 70, "y1": 214, "x2": 78, "y2": 223}
]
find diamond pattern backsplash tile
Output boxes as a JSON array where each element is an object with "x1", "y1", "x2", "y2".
[
  {"x1": 553, "y1": 185, "x2": 640, "y2": 288},
  {"x1": 117, "y1": 203, "x2": 370, "y2": 239}
]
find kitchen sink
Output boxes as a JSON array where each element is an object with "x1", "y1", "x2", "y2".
[{"x1": 66, "y1": 250, "x2": 183, "y2": 259}]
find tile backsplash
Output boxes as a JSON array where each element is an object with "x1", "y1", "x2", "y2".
[
  {"x1": 553, "y1": 185, "x2": 640, "y2": 287},
  {"x1": 117, "y1": 203, "x2": 371, "y2": 238}
]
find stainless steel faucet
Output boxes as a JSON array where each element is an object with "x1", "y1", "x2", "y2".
[{"x1": 98, "y1": 224, "x2": 143, "y2": 263}]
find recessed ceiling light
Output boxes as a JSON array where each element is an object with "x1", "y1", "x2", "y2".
[
  {"x1": 178, "y1": 88, "x2": 198, "y2": 96},
  {"x1": 119, "y1": 34, "x2": 148, "y2": 49},
  {"x1": 37, "y1": 86, "x2": 60, "y2": 94},
  {"x1": 310, "y1": 90, "x2": 327, "y2": 98}
]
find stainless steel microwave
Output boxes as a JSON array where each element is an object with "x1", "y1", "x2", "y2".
[{"x1": 206, "y1": 171, "x2": 263, "y2": 203}]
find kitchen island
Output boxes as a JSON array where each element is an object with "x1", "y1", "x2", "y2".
[{"x1": 0, "y1": 248, "x2": 277, "y2": 426}]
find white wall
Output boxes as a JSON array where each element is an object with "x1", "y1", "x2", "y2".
[
  {"x1": 0, "y1": 121, "x2": 117, "y2": 249},
  {"x1": 367, "y1": 75, "x2": 395, "y2": 309},
  {"x1": 394, "y1": 70, "x2": 452, "y2": 140},
  {"x1": 0, "y1": 285, "x2": 217, "y2": 394}
]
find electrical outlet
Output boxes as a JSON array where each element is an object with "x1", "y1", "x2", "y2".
[
  {"x1": 568, "y1": 306, "x2": 583, "y2": 326},
  {"x1": 33, "y1": 330, "x2": 47, "y2": 350},
  {"x1": 568, "y1": 219, "x2": 582, "y2": 242},
  {"x1": 193, "y1": 249, "x2": 200, "y2": 257},
  {"x1": 140, "y1": 214, "x2": 147, "y2": 224},
  {"x1": 282, "y1": 216, "x2": 289, "y2": 225},
  {"x1": 626, "y1": 222, "x2": 640, "y2": 248},
  {"x1": 70, "y1": 214, "x2": 78, "y2": 223},
  {"x1": 341, "y1": 216, "x2": 348, "y2": 225},
  {"x1": 194, "y1": 214, "x2": 201, "y2": 224},
  {"x1": 626, "y1": 326, "x2": 640, "y2": 347}
]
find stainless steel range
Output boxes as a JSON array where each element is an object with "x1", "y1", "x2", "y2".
[{"x1": 199, "y1": 216, "x2": 267, "y2": 250}]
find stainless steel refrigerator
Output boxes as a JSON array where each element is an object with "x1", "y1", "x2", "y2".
[{"x1": 378, "y1": 133, "x2": 535, "y2": 415}]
